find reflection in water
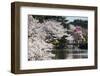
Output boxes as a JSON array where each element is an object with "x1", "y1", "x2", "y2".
[{"x1": 51, "y1": 48, "x2": 88, "y2": 59}]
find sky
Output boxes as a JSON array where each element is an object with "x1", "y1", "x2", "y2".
[{"x1": 66, "y1": 16, "x2": 88, "y2": 22}]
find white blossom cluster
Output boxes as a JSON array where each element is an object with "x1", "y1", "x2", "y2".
[{"x1": 28, "y1": 15, "x2": 67, "y2": 60}]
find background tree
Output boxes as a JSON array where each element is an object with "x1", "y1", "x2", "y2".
[{"x1": 69, "y1": 19, "x2": 88, "y2": 29}]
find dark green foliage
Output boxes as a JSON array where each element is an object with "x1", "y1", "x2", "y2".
[
  {"x1": 79, "y1": 43, "x2": 88, "y2": 49},
  {"x1": 32, "y1": 15, "x2": 68, "y2": 25}
]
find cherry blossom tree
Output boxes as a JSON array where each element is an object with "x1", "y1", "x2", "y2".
[{"x1": 28, "y1": 15, "x2": 67, "y2": 60}]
